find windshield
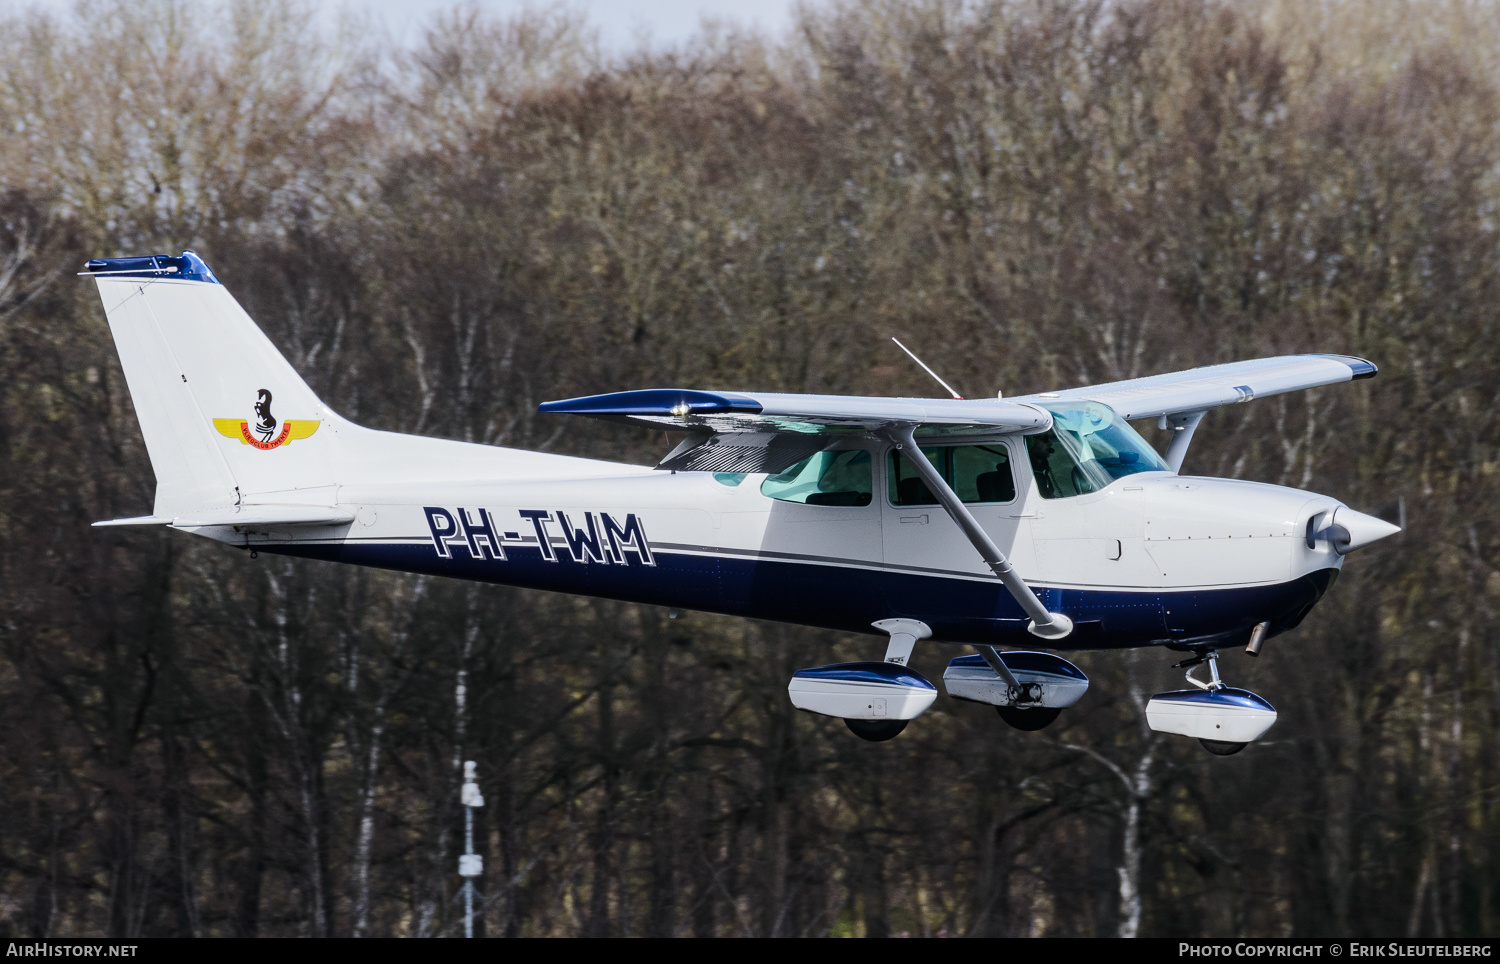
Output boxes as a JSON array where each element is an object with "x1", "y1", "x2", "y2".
[{"x1": 1025, "y1": 402, "x2": 1168, "y2": 499}]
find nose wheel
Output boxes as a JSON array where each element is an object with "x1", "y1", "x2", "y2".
[
  {"x1": 1145, "y1": 649, "x2": 1277, "y2": 754},
  {"x1": 1178, "y1": 651, "x2": 1248, "y2": 755}
]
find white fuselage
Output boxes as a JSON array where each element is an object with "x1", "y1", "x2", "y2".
[{"x1": 223, "y1": 436, "x2": 1346, "y2": 650}]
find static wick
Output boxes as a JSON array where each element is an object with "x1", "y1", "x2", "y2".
[{"x1": 891, "y1": 337, "x2": 963, "y2": 400}]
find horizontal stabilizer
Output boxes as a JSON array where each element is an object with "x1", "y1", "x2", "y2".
[
  {"x1": 94, "y1": 505, "x2": 354, "y2": 529},
  {"x1": 173, "y1": 505, "x2": 355, "y2": 528},
  {"x1": 92, "y1": 515, "x2": 174, "y2": 527}
]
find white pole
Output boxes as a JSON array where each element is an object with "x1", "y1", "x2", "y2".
[
  {"x1": 464, "y1": 806, "x2": 473, "y2": 938},
  {"x1": 459, "y1": 760, "x2": 484, "y2": 938}
]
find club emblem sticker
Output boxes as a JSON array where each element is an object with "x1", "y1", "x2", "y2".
[{"x1": 213, "y1": 388, "x2": 320, "y2": 450}]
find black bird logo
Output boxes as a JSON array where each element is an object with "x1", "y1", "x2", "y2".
[{"x1": 252, "y1": 389, "x2": 277, "y2": 442}]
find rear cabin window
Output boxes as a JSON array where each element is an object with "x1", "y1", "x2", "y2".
[
  {"x1": 887, "y1": 444, "x2": 1016, "y2": 506},
  {"x1": 760, "y1": 450, "x2": 873, "y2": 506}
]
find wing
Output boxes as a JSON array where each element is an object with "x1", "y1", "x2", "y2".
[
  {"x1": 538, "y1": 389, "x2": 1051, "y2": 473},
  {"x1": 1018, "y1": 354, "x2": 1376, "y2": 421}
]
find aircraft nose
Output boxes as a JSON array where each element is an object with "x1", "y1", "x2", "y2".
[{"x1": 1325, "y1": 506, "x2": 1401, "y2": 554}]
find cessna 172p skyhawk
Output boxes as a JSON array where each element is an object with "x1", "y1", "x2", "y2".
[{"x1": 85, "y1": 251, "x2": 1400, "y2": 754}]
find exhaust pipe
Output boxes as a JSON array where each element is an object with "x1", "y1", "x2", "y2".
[{"x1": 1244, "y1": 620, "x2": 1270, "y2": 657}]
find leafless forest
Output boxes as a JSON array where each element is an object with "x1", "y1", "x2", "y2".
[{"x1": 0, "y1": 0, "x2": 1496, "y2": 938}]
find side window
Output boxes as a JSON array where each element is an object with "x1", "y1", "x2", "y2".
[
  {"x1": 952, "y1": 444, "x2": 1016, "y2": 503},
  {"x1": 761, "y1": 450, "x2": 873, "y2": 506},
  {"x1": 889, "y1": 446, "x2": 941, "y2": 506},
  {"x1": 888, "y1": 444, "x2": 1016, "y2": 506}
]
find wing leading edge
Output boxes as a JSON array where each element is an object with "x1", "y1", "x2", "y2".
[
  {"x1": 538, "y1": 390, "x2": 1052, "y2": 473},
  {"x1": 1017, "y1": 354, "x2": 1376, "y2": 421}
]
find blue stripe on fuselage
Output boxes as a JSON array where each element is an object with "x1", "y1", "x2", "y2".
[{"x1": 258, "y1": 540, "x2": 1336, "y2": 650}]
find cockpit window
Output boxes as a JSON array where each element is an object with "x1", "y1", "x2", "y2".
[
  {"x1": 761, "y1": 449, "x2": 873, "y2": 506},
  {"x1": 1025, "y1": 401, "x2": 1168, "y2": 499},
  {"x1": 888, "y1": 444, "x2": 1016, "y2": 506}
]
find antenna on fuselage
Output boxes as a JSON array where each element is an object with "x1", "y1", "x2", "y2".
[{"x1": 890, "y1": 337, "x2": 964, "y2": 400}]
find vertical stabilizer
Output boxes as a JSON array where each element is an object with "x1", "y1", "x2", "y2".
[
  {"x1": 88, "y1": 251, "x2": 345, "y2": 516},
  {"x1": 89, "y1": 250, "x2": 650, "y2": 523}
]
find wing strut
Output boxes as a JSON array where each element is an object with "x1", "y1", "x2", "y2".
[
  {"x1": 1160, "y1": 410, "x2": 1206, "y2": 473},
  {"x1": 880, "y1": 424, "x2": 1074, "y2": 640}
]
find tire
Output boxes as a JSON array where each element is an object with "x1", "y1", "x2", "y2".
[
  {"x1": 1199, "y1": 739, "x2": 1247, "y2": 756},
  {"x1": 844, "y1": 718, "x2": 908, "y2": 742},
  {"x1": 996, "y1": 705, "x2": 1062, "y2": 731}
]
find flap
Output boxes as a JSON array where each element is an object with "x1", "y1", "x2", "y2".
[{"x1": 656, "y1": 431, "x2": 830, "y2": 474}]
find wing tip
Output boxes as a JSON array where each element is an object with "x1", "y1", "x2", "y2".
[{"x1": 1317, "y1": 354, "x2": 1379, "y2": 380}]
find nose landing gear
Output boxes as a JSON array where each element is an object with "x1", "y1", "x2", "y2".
[{"x1": 1145, "y1": 649, "x2": 1278, "y2": 755}]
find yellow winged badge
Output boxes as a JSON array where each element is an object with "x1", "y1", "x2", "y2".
[{"x1": 213, "y1": 418, "x2": 320, "y2": 450}]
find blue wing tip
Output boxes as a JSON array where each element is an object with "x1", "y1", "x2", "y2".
[
  {"x1": 538, "y1": 389, "x2": 763, "y2": 417},
  {"x1": 83, "y1": 249, "x2": 220, "y2": 284}
]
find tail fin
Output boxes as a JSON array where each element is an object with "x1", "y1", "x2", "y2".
[
  {"x1": 88, "y1": 251, "x2": 350, "y2": 516},
  {"x1": 89, "y1": 251, "x2": 641, "y2": 520}
]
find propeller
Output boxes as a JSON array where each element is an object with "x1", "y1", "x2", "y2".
[{"x1": 1312, "y1": 506, "x2": 1402, "y2": 554}]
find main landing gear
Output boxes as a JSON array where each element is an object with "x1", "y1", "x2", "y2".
[
  {"x1": 1144, "y1": 649, "x2": 1278, "y2": 755},
  {"x1": 786, "y1": 619, "x2": 940, "y2": 743},
  {"x1": 944, "y1": 647, "x2": 1089, "y2": 731},
  {"x1": 784, "y1": 424, "x2": 1090, "y2": 742},
  {"x1": 995, "y1": 706, "x2": 1063, "y2": 731},
  {"x1": 784, "y1": 619, "x2": 1095, "y2": 742}
]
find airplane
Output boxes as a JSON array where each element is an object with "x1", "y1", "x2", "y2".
[{"x1": 83, "y1": 250, "x2": 1401, "y2": 755}]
